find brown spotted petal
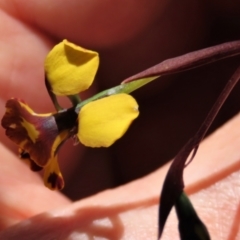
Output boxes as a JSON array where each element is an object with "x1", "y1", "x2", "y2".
[
  {"x1": 19, "y1": 148, "x2": 43, "y2": 172},
  {"x1": 43, "y1": 155, "x2": 65, "y2": 190},
  {"x1": 1, "y1": 99, "x2": 61, "y2": 166},
  {"x1": 1, "y1": 99, "x2": 77, "y2": 190}
]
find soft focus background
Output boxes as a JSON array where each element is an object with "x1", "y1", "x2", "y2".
[{"x1": 0, "y1": 0, "x2": 240, "y2": 201}]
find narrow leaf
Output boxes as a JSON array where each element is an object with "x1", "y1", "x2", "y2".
[{"x1": 123, "y1": 40, "x2": 240, "y2": 83}]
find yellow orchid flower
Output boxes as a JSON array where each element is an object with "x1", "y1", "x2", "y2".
[
  {"x1": 1, "y1": 95, "x2": 138, "y2": 190},
  {"x1": 1, "y1": 40, "x2": 139, "y2": 190}
]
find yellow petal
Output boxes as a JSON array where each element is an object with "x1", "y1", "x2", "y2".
[
  {"x1": 43, "y1": 156, "x2": 64, "y2": 190},
  {"x1": 78, "y1": 93, "x2": 139, "y2": 147},
  {"x1": 45, "y1": 39, "x2": 99, "y2": 96}
]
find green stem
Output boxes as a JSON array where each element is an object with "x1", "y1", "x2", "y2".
[
  {"x1": 67, "y1": 94, "x2": 81, "y2": 106},
  {"x1": 75, "y1": 76, "x2": 158, "y2": 113}
]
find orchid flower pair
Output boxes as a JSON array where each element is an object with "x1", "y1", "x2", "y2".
[{"x1": 1, "y1": 40, "x2": 141, "y2": 190}]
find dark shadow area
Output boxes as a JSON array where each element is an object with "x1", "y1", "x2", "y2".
[{"x1": 111, "y1": 55, "x2": 240, "y2": 185}]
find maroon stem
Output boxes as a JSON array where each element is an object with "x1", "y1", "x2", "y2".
[
  {"x1": 158, "y1": 65, "x2": 240, "y2": 238},
  {"x1": 123, "y1": 40, "x2": 240, "y2": 83}
]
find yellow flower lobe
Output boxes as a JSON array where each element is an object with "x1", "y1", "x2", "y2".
[
  {"x1": 45, "y1": 39, "x2": 99, "y2": 96},
  {"x1": 78, "y1": 93, "x2": 139, "y2": 147}
]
